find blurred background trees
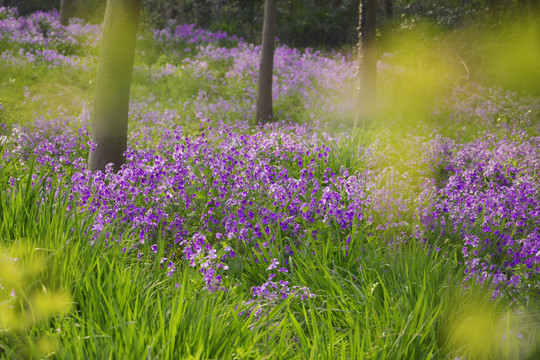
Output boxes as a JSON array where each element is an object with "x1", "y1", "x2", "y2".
[
  {"x1": 2, "y1": 0, "x2": 534, "y2": 48},
  {"x1": 2, "y1": 0, "x2": 537, "y2": 96}
]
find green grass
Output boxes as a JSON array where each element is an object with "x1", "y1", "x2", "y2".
[
  {"x1": 1, "y1": 158, "x2": 538, "y2": 358},
  {"x1": 0, "y1": 63, "x2": 94, "y2": 127}
]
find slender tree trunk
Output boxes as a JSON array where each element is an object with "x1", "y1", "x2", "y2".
[
  {"x1": 385, "y1": 0, "x2": 393, "y2": 18},
  {"x1": 250, "y1": 0, "x2": 255, "y2": 44},
  {"x1": 256, "y1": 0, "x2": 278, "y2": 124},
  {"x1": 88, "y1": 0, "x2": 141, "y2": 172},
  {"x1": 177, "y1": 0, "x2": 186, "y2": 24},
  {"x1": 59, "y1": 0, "x2": 72, "y2": 26},
  {"x1": 355, "y1": 0, "x2": 377, "y2": 127},
  {"x1": 165, "y1": 1, "x2": 172, "y2": 21}
]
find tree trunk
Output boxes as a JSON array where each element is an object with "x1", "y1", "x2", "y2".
[
  {"x1": 165, "y1": 0, "x2": 172, "y2": 21},
  {"x1": 256, "y1": 0, "x2": 278, "y2": 124},
  {"x1": 59, "y1": 0, "x2": 72, "y2": 26},
  {"x1": 385, "y1": 0, "x2": 393, "y2": 18},
  {"x1": 250, "y1": 0, "x2": 255, "y2": 44},
  {"x1": 177, "y1": 0, "x2": 186, "y2": 24},
  {"x1": 355, "y1": 0, "x2": 377, "y2": 127},
  {"x1": 88, "y1": 0, "x2": 141, "y2": 172},
  {"x1": 486, "y1": 0, "x2": 496, "y2": 13}
]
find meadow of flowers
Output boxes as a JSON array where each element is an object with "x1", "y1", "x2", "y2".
[{"x1": 0, "y1": 7, "x2": 539, "y2": 359}]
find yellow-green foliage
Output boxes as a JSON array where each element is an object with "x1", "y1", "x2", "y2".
[
  {"x1": 442, "y1": 286, "x2": 540, "y2": 359},
  {"x1": 0, "y1": 242, "x2": 71, "y2": 358}
]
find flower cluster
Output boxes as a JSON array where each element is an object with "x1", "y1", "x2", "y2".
[
  {"x1": 153, "y1": 22, "x2": 240, "y2": 46},
  {"x1": 0, "y1": 7, "x2": 99, "y2": 69},
  {"x1": 420, "y1": 131, "x2": 540, "y2": 291}
]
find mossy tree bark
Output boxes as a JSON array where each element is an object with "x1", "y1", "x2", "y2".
[
  {"x1": 88, "y1": 0, "x2": 141, "y2": 172},
  {"x1": 355, "y1": 0, "x2": 377, "y2": 128},
  {"x1": 256, "y1": 0, "x2": 278, "y2": 124}
]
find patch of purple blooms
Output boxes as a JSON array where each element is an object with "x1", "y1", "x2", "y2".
[
  {"x1": 419, "y1": 130, "x2": 540, "y2": 291},
  {"x1": 0, "y1": 7, "x2": 99, "y2": 69},
  {"x1": 153, "y1": 22, "x2": 240, "y2": 45},
  {"x1": 239, "y1": 258, "x2": 314, "y2": 322},
  {"x1": 1, "y1": 105, "x2": 419, "y2": 297}
]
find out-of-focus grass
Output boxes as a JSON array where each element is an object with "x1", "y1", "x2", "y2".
[
  {"x1": 2, "y1": 143, "x2": 536, "y2": 359},
  {"x1": 0, "y1": 168, "x2": 68, "y2": 357},
  {"x1": 0, "y1": 64, "x2": 94, "y2": 127},
  {"x1": 441, "y1": 285, "x2": 540, "y2": 360}
]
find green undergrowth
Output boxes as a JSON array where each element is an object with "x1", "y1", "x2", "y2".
[
  {"x1": 1, "y1": 158, "x2": 538, "y2": 359},
  {"x1": 0, "y1": 64, "x2": 94, "y2": 127}
]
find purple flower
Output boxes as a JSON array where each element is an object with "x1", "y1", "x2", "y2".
[{"x1": 266, "y1": 258, "x2": 279, "y2": 271}]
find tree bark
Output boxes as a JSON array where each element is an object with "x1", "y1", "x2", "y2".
[
  {"x1": 355, "y1": 0, "x2": 377, "y2": 127},
  {"x1": 256, "y1": 0, "x2": 278, "y2": 124},
  {"x1": 486, "y1": 0, "x2": 496, "y2": 13},
  {"x1": 88, "y1": 0, "x2": 141, "y2": 172},
  {"x1": 59, "y1": 0, "x2": 72, "y2": 26},
  {"x1": 177, "y1": 0, "x2": 186, "y2": 24},
  {"x1": 385, "y1": 0, "x2": 393, "y2": 18},
  {"x1": 250, "y1": 0, "x2": 255, "y2": 44}
]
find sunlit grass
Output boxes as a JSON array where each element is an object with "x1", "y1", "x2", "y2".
[
  {"x1": 0, "y1": 64, "x2": 93, "y2": 127},
  {"x1": 2, "y1": 158, "x2": 537, "y2": 358}
]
